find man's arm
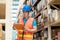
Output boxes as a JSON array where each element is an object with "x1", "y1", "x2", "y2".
[
  {"x1": 13, "y1": 19, "x2": 18, "y2": 30},
  {"x1": 25, "y1": 19, "x2": 37, "y2": 32}
]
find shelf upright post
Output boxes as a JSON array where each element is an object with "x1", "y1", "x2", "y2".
[{"x1": 47, "y1": 0, "x2": 52, "y2": 40}]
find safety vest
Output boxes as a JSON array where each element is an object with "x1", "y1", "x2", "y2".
[{"x1": 17, "y1": 17, "x2": 34, "y2": 40}]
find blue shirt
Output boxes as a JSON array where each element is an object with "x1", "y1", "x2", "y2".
[{"x1": 15, "y1": 18, "x2": 37, "y2": 27}]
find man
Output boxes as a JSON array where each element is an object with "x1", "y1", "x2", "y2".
[{"x1": 16, "y1": 5, "x2": 37, "y2": 40}]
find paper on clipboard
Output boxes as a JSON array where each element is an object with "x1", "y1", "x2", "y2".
[{"x1": 14, "y1": 24, "x2": 24, "y2": 30}]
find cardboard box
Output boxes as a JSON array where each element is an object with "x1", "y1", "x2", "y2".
[{"x1": 52, "y1": 10, "x2": 60, "y2": 21}]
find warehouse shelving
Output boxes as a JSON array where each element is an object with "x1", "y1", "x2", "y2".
[
  {"x1": 48, "y1": 0, "x2": 60, "y2": 10},
  {"x1": 50, "y1": 5, "x2": 60, "y2": 10},
  {"x1": 32, "y1": 0, "x2": 41, "y2": 7},
  {"x1": 47, "y1": 0, "x2": 60, "y2": 40},
  {"x1": 26, "y1": 0, "x2": 60, "y2": 40},
  {"x1": 34, "y1": 7, "x2": 47, "y2": 18},
  {"x1": 32, "y1": 0, "x2": 49, "y2": 40},
  {"x1": 48, "y1": 0, "x2": 60, "y2": 5},
  {"x1": 47, "y1": 0, "x2": 60, "y2": 26},
  {"x1": 48, "y1": 20, "x2": 60, "y2": 26},
  {"x1": 32, "y1": 0, "x2": 60, "y2": 26}
]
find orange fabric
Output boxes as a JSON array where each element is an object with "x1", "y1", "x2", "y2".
[
  {"x1": 24, "y1": 38, "x2": 33, "y2": 40},
  {"x1": 17, "y1": 37, "x2": 22, "y2": 40},
  {"x1": 17, "y1": 17, "x2": 34, "y2": 40},
  {"x1": 18, "y1": 18, "x2": 24, "y2": 24},
  {"x1": 24, "y1": 18, "x2": 34, "y2": 35},
  {"x1": 17, "y1": 37, "x2": 33, "y2": 40}
]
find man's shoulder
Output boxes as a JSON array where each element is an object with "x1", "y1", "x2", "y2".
[{"x1": 30, "y1": 17, "x2": 34, "y2": 20}]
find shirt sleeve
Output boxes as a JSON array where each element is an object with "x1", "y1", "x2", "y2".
[
  {"x1": 15, "y1": 19, "x2": 18, "y2": 23},
  {"x1": 32, "y1": 19, "x2": 37, "y2": 27}
]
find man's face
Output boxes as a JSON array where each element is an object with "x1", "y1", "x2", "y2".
[{"x1": 23, "y1": 11, "x2": 29, "y2": 18}]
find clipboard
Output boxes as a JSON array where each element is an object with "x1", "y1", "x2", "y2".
[{"x1": 14, "y1": 24, "x2": 24, "y2": 30}]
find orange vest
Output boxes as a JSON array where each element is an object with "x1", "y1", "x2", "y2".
[{"x1": 17, "y1": 17, "x2": 34, "y2": 40}]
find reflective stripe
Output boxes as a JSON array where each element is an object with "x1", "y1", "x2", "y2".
[
  {"x1": 18, "y1": 30, "x2": 23, "y2": 32},
  {"x1": 17, "y1": 34, "x2": 33, "y2": 38}
]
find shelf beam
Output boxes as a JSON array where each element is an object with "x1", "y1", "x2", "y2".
[
  {"x1": 32, "y1": 0, "x2": 41, "y2": 7},
  {"x1": 48, "y1": 0, "x2": 60, "y2": 5},
  {"x1": 49, "y1": 20, "x2": 60, "y2": 26},
  {"x1": 51, "y1": 4, "x2": 60, "y2": 10},
  {"x1": 34, "y1": 13, "x2": 41, "y2": 18}
]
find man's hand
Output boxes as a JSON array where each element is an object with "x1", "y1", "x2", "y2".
[{"x1": 24, "y1": 27, "x2": 37, "y2": 32}]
